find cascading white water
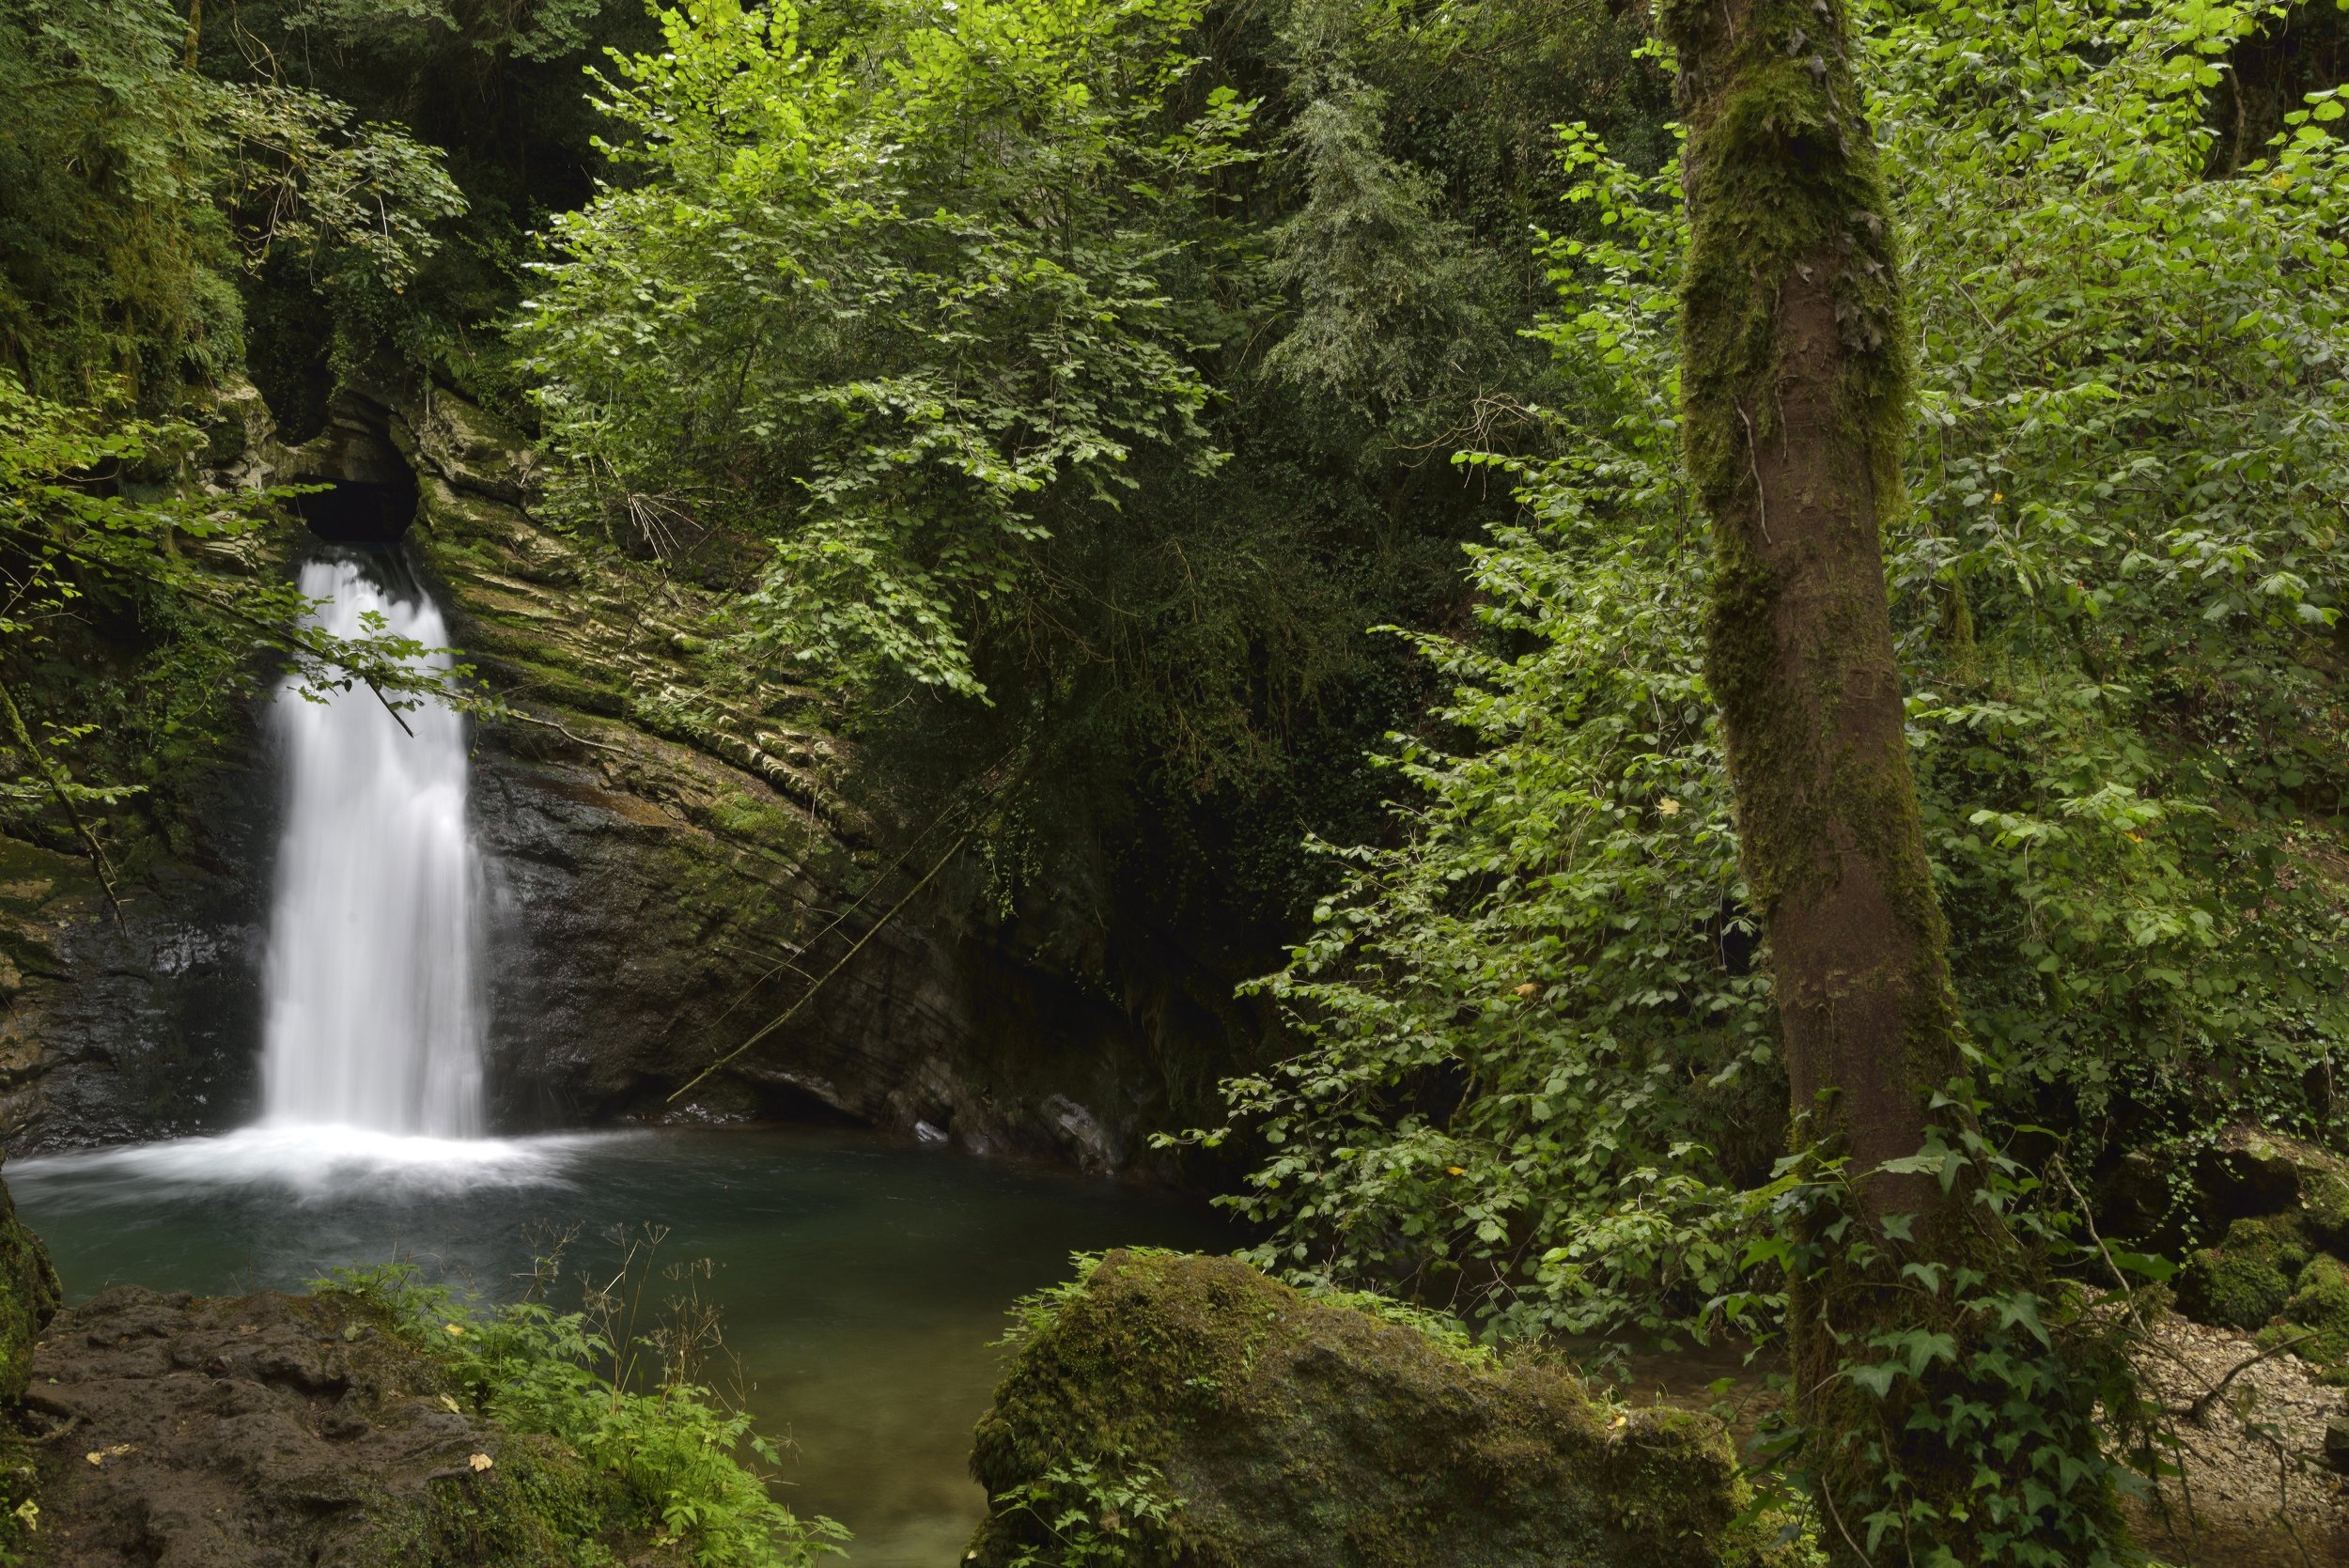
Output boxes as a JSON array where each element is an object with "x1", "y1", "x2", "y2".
[{"x1": 259, "y1": 555, "x2": 486, "y2": 1138}]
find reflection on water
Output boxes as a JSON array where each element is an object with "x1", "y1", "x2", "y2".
[{"x1": 9, "y1": 1125, "x2": 1229, "y2": 1565}]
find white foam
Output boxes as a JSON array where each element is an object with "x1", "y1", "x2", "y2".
[{"x1": 6, "y1": 1126, "x2": 617, "y2": 1205}]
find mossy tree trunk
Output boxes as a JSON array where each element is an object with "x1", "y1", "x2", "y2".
[
  {"x1": 1663, "y1": 0, "x2": 1952, "y2": 1229},
  {"x1": 1656, "y1": 0, "x2": 2106, "y2": 1558}
]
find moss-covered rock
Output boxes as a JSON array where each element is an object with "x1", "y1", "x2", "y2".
[
  {"x1": 2201, "y1": 1124, "x2": 2349, "y2": 1250},
  {"x1": 2176, "y1": 1215, "x2": 2311, "y2": 1330},
  {"x1": 967, "y1": 1250, "x2": 1774, "y2": 1568},
  {"x1": 0, "y1": 1171, "x2": 57, "y2": 1404},
  {"x1": 2279, "y1": 1253, "x2": 2349, "y2": 1386}
]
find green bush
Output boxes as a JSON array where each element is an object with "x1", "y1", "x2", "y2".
[{"x1": 1201, "y1": 0, "x2": 2349, "y2": 1347}]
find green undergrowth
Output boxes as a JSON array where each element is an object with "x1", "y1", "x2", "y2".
[
  {"x1": 0, "y1": 1179, "x2": 54, "y2": 1566},
  {"x1": 317, "y1": 1255, "x2": 846, "y2": 1568}
]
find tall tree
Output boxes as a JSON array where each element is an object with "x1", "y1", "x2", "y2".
[
  {"x1": 1664, "y1": 0, "x2": 1948, "y2": 1220},
  {"x1": 1658, "y1": 0, "x2": 2118, "y2": 1558}
]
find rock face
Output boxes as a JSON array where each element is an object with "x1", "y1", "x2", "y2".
[
  {"x1": 391, "y1": 389, "x2": 1221, "y2": 1164},
  {"x1": 0, "y1": 776, "x2": 276, "y2": 1152},
  {"x1": 966, "y1": 1250, "x2": 1775, "y2": 1568},
  {"x1": 0, "y1": 382, "x2": 1237, "y2": 1171},
  {"x1": 20, "y1": 1284, "x2": 668, "y2": 1567}
]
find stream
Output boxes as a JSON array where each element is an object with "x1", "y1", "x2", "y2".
[{"x1": 8, "y1": 1125, "x2": 1227, "y2": 1563}]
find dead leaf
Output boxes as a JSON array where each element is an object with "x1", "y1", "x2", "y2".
[
  {"x1": 469, "y1": 1452, "x2": 493, "y2": 1473},
  {"x1": 83, "y1": 1444, "x2": 133, "y2": 1467},
  {"x1": 438, "y1": 1394, "x2": 461, "y2": 1415}
]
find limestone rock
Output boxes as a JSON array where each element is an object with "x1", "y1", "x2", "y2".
[
  {"x1": 966, "y1": 1250, "x2": 1775, "y2": 1568},
  {"x1": 2178, "y1": 1214, "x2": 2311, "y2": 1330},
  {"x1": 2282, "y1": 1253, "x2": 2349, "y2": 1385}
]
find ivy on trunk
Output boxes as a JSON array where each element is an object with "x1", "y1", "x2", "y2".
[{"x1": 1659, "y1": 0, "x2": 2119, "y2": 1556}]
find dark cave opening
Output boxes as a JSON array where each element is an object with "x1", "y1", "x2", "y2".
[{"x1": 290, "y1": 474, "x2": 418, "y2": 546}]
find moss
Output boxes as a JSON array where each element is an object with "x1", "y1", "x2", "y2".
[
  {"x1": 342, "y1": 1431, "x2": 649, "y2": 1567},
  {"x1": 462, "y1": 651, "x2": 631, "y2": 717},
  {"x1": 0, "y1": 1175, "x2": 57, "y2": 1405},
  {"x1": 2300, "y1": 1168, "x2": 2349, "y2": 1252},
  {"x1": 2177, "y1": 1215, "x2": 2310, "y2": 1330},
  {"x1": 418, "y1": 1435, "x2": 639, "y2": 1565},
  {"x1": 2206, "y1": 1126, "x2": 2349, "y2": 1250},
  {"x1": 967, "y1": 1250, "x2": 1775, "y2": 1568},
  {"x1": 702, "y1": 790, "x2": 815, "y2": 852},
  {"x1": 2279, "y1": 1253, "x2": 2349, "y2": 1385}
]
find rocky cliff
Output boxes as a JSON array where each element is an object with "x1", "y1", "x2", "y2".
[{"x1": 0, "y1": 385, "x2": 1239, "y2": 1172}]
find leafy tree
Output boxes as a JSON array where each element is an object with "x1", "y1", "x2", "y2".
[
  {"x1": 1210, "y1": 0, "x2": 2349, "y2": 1556},
  {"x1": 1658, "y1": 0, "x2": 2108, "y2": 1547},
  {"x1": 190, "y1": 0, "x2": 659, "y2": 416},
  {"x1": 0, "y1": 0, "x2": 463, "y2": 412},
  {"x1": 516, "y1": 0, "x2": 1666, "y2": 975},
  {"x1": 523, "y1": 0, "x2": 1248, "y2": 698}
]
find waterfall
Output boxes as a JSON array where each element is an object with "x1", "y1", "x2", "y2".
[{"x1": 259, "y1": 554, "x2": 486, "y2": 1138}]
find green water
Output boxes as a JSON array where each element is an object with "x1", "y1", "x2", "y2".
[{"x1": 8, "y1": 1125, "x2": 1228, "y2": 1565}]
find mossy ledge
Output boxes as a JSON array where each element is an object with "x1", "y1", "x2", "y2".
[{"x1": 966, "y1": 1250, "x2": 1777, "y2": 1568}]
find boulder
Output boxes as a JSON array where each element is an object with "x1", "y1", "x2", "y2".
[
  {"x1": 2200, "y1": 1125, "x2": 2349, "y2": 1248},
  {"x1": 966, "y1": 1250, "x2": 1775, "y2": 1568},
  {"x1": 2281, "y1": 1253, "x2": 2349, "y2": 1385}
]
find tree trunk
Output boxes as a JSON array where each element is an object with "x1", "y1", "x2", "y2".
[
  {"x1": 1656, "y1": 1, "x2": 2117, "y2": 1560},
  {"x1": 1662, "y1": 0, "x2": 1954, "y2": 1218}
]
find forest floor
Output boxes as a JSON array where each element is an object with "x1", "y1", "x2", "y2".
[{"x1": 2127, "y1": 1314, "x2": 2349, "y2": 1568}]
